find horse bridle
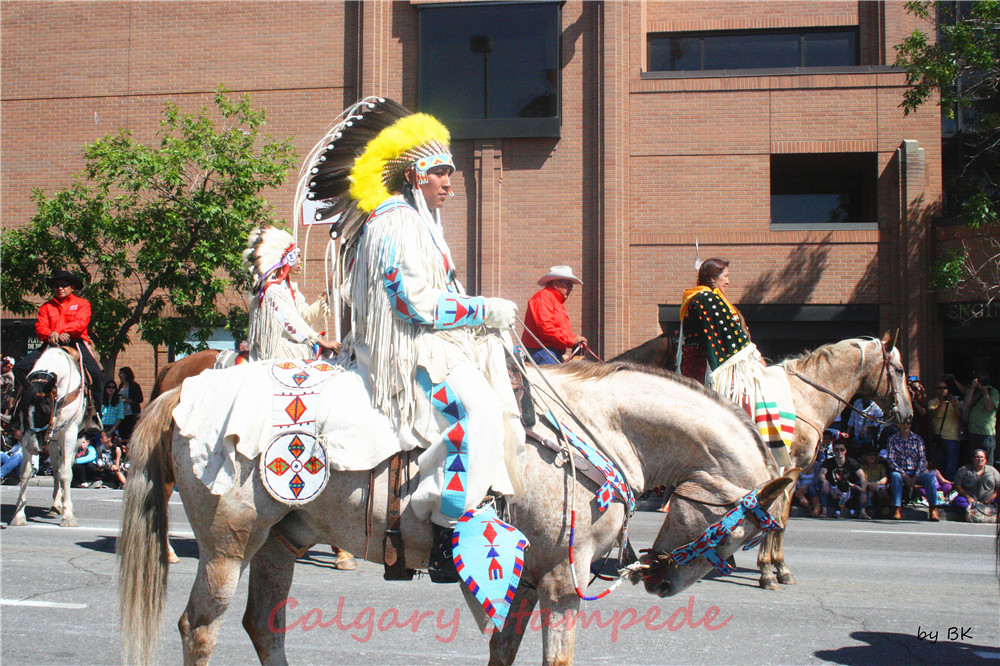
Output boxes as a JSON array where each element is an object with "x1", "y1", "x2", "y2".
[
  {"x1": 786, "y1": 339, "x2": 905, "y2": 428},
  {"x1": 641, "y1": 488, "x2": 783, "y2": 578},
  {"x1": 23, "y1": 369, "x2": 82, "y2": 436}
]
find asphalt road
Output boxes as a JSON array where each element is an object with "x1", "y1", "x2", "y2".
[{"x1": 2, "y1": 483, "x2": 998, "y2": 665}]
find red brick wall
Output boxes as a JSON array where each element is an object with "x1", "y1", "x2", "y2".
[{"x1": 2, "y1": 0, "x2": 944, "y2": 378}]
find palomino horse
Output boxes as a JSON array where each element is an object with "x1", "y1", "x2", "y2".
[
  {"x1": 754, "y1": 333, "x2": 913, "y2": 590},
  {"x1": 118, "y1": 361, "x2": 795, "y2": 665},
  {"x1": 9, "y1": 347, "x2": 90, "y2": 527}
]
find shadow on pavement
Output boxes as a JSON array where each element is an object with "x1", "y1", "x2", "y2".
[{"x1": 814, "y1": 630, "x2": 999, "y2": 664}]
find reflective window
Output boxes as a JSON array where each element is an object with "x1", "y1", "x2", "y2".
[
  {"x1": 770, "y1": 153, "x2": 877, "y2": 226},
  {"x1": 420, "y1": 2, "x2": 561, "y2": 139},
  {"x1": 649, "y1": 28, "x2": 858, "y2": 72}
]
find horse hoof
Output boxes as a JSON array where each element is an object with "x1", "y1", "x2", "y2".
[
  {"x1": 335, "y1": 553, "x2": 358, "y2": 571},
  {"x1": 60, "y1": 516, "x2": 78, "y2": 528},
  {"x1": 9, "y1": 515, "x2": 27, "y2": 527},
  {"x1": 45, "y1": 508, "x2": 61, "y2": 518},
  {"x1": 167, "y1": 549, "x2": 180, "y2": 564},
  {"x1": 759, "y1": 577, "x2": 782, "y2": 591},
  {"x1": 776, "y1": 572, "x2": 797, "y2": 585}
]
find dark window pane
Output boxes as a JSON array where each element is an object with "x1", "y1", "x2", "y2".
[
  {"x1": 803, "y1": 30, "x2": 857, "y2": 67},
  {"x1": 649, "y1": 36, "x2": 700, "y2": 71},
  {"x1": 421, "y1": 3, "x2": 559, "y2": 122},
  {"x1": 703, "y1": 32, "x2": 798, "y2": 70},
  {"x1": 771, "y1": 194, "x2": 852, "y2": 225}
]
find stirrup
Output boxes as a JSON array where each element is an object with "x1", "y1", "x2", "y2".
[{"x1": 427, "y1": 524, "x2": 460, "y2": 584}]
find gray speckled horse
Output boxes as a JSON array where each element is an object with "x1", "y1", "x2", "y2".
[{"x1": 118, "y1": 361, "x2": 794, "y2": 665}]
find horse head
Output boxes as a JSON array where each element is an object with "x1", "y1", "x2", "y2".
[
  {"x1": 20, "y1": 369, "x2": 57, "y2": 435},
  {"x1": 640, "y1": 472, "x2": 795, "y2": 597},
  {"x1": 865, "y1": 332, "x2": 913, "y2": 425}
]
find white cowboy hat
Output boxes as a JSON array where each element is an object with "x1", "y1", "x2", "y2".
[{"x1": 537, "y1": 265, "x2": 583, "y2": 286}]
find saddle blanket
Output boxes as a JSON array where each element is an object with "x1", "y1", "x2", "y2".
[
  {"x1": 173, "y1": 359, "x2": 403, "y2": 496},
  {"x1": 757, "y1": 366, "x2": 797, "y2": 453}
]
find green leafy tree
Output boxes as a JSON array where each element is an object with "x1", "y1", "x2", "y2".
[
  {"x1": 1, "y1": 88, "x2": 297, "y2": 377},
  {"x1": 895, "y1": 1, "x2": 1000, "y2": 304}
]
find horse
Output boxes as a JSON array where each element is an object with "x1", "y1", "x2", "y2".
[
  {"x1": 149, "y1": 349, "x2": 226, "y2": 400},
  {"x1": 608, "y1": 333, "x2": 677, "y2": 370},
  {"x1": 754, "y1": 333, "x2": 913, "y2": 590},
  {"x1": 8, "y1": 347, "x2": 90, "y2": 527},
  {"x1": 118, "y1": 360, "x2": 796, "y2": 665}
]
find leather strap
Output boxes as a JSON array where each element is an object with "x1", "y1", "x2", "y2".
[{"x1": 382, "y1": 452, "x2": 413, "y2": 580}]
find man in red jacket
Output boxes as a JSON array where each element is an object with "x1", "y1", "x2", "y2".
[
  {"x1": 521, "y1": 265, "x2": 587, "y2": 364},
  {"x1": 13, "y1": 270, "x2": 104, "y2": 428}
]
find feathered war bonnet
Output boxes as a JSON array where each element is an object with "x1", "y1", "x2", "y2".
[
  {"x1": 296, "y1": 97, "x2": 454, "y2": 250},
  {"x1": 242, "y1": 224, "x2": 300, "y2": 298}
]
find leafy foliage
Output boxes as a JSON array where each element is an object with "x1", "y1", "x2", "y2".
[
  {"x1": 1, "y1": 88, "x2": 296, "y2": 374},
  {"x1": 895, "y1": 1, "x2": 1000, "y2": 304}
]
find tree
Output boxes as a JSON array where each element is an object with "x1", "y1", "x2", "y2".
[
  {"x1": 895, "y1": 1, "x2": 1000, "y2": 305},
  {"x1": 1, "y1": 88, "x2": 297, "y2": 377}
]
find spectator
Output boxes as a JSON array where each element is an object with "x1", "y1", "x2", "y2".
[
  {"x1": 908, "y1": 375, "x2": 929, "y2": 441},
  {"x1": 886, "y1": 421, "x2": 939, "y2": 521},
  {"x1": 71, "y1": 437, "x2": 101, "y2": 488},
  {"x1": 795, "y1": 455, "x2": 825, "y2": 517},
  {"x1": 12, "y1": 270, "x2": 104, "y2": 430},
  {"x1": 847, "y1": 397, "x2": 883, "y2": 450},
  {"x1": 820, "y1": 439, "x2": 867, "y2": 519},
  {"x1": 858, "y1": 444, "x2": 891, "y2": 518},
  {"x1": 963, "y1": 372, "x2": 998, "y2": 466},
  {"x1": 100, "y1": 381, "x2": 124, "y2": 438},
  {"x1": 928, "y1": 376, "x2": 964, "y2": 480},
  {"x1": 1, "y1": 356, "x2": 15, "y2": 419},
  {"x1": 952, "y1": 449, "x2": 999, "y2": 521},
  {"x1": 1, "y1": 440, "x2": 23, "y2": 484},
  {"x1": 117, "y1": 367, "x2": 143, "y2": 442},
  {"x1": 521, "y1": 266, "x2": 586, "y2": 365}
]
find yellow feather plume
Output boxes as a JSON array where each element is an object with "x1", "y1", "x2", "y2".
[{"x1": 349, "y1": 113, "x2": 451, "y2": 213}]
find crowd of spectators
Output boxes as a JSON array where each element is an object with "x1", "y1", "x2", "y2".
[{"x1": 793, "y1": 370, "x2": 998, "y2": 523}]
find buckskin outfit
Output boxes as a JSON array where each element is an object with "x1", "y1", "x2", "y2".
[{"x1": 303, "y1": 101, "x2": 525, "y2": 539}]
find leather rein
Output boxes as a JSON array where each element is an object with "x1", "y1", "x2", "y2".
[{"x1": 785, "y1": 340, "x2": 904, "y2": 429}]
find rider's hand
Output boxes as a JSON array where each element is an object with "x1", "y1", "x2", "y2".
[
  {"x1": 317, "y1": 338, "x2": 341, "y2": 355},
  {"x1": 47, "y1": 332, "x2": 60, "y2": 346},
  {"x1": 484, "y1": 298, "x2": 517, "y2": 329},
  {"x1": 58, "y1": 333, "x2": 72, "y2": 345},
  {"x1": 575, "y1": 335, "x2": 588, "y2": 346}
]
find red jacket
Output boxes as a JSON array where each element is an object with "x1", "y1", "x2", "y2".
[
  {"x1": 521, "y1": 285, "x2": 575, "y2": 350},
  {"x1": 35, "y1": 293, "x2": 92, "y2": 344}
]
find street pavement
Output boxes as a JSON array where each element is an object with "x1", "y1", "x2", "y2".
[{"x1": 2, "y1": 482, "x2": 998, "y2": 665}]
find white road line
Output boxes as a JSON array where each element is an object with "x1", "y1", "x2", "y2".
[
  {"x1": 2, "y1": 523, "x2": 195, "y2": 538},
  {"x1": 1, "y1": 599, "x2": 88, "y2": 609},
  {"x1": 850, "y1": 529, "x2": 994, "y2": 538},
  {"x1": 974, "y1": 650, "x2": 1000, "y2": 660}
]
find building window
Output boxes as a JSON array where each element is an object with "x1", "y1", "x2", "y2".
[
  {"x1": 770, "y1": 153, "x2": 877, "y2": 227},
  {"x1": 419, "y1": 2, "x2": 561, "y2": 140},
  {"x1": 648, "y1": 28, "x2": 858, "y2": 72}
]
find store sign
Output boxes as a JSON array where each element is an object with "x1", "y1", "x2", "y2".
[{"x1": 942, "y1": 301, "x2": 1000, "y2": 321}]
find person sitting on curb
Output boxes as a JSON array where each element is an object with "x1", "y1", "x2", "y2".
[
  {"x1": 952, "y1": 449, "x2": 999, "y2": 521},
  {"x1": 820, "y1": 440, "x2": 868, "y2": 519},
  {"x1": 886, "y1": 422, "x2": 939, "y2": 521}
]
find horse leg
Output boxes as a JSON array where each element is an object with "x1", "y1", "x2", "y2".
[
  {"x1": 9, "y1": 441, "x2": 38, "y2": 526},
  {"x1": 55, "y1": 435, "x2": 78, "y2": 527},
  {"x1": 773, "y1": 500, "x2": 796, "y2": 585},
  {"x1": 242, "y1": 533, "x2": 296, "y2": 666},
  {"x1": 165, "y1": 483, "x2": 180, "y2": 564},
  {"x1": 529, "y1": 570, "x2": 582, "y2": 666},
  {"x1": 756, "y1": 533, "x2": 780, "y2": 590},
  {"x1": 178, "y1": 553, "x2": 247, "y2": 666},
  {"x1": 488, "y1": 583, "x2": 539, "y2": 666}
]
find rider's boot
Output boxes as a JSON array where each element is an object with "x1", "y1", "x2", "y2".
[
  {"x1": 83, "y1": 390, "x2": 102, "y2": 433},
  {"x1": 427, "y1": 523, "x2": 461, "y2": 584}
]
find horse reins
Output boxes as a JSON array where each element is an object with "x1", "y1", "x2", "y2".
[
  {"x1": 24, "y1": 350, "x2": 86, "y2": 437},
  {"x1": 785, "y1": 340, "x2": 903, "y2": 428}
]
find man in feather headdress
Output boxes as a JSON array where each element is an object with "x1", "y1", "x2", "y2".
[
  {"x1": 243, "y1": 224, "x2": 340, "y2": 362},
  {"x1": 304, "y1": 100, "x2": 524, "y2": 582}
]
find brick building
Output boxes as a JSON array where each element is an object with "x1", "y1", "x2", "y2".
[{"x1": 3, "y1": 1, "x2": 996, "y2": 390}]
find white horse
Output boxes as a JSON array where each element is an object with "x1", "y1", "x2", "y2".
[
  {"x1": 118, "y1": 361, "x2": 796, "y2": 665},
  {"x1": 9, "y1": 346, "x2": 90, "y2": 528}
]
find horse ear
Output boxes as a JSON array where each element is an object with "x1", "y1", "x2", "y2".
[
  {"x1": 892, "y1": 328, "x2": 900, "y2": 351},
  {"x1": 675, "y1": 470, "x2": 749, "y2": 506},
  {"x1": 881, "y1": 330, "x2": 892, "y2": 349},
  {"x1": 755, "y1": 474, "x2": 795, "y2": 510}
]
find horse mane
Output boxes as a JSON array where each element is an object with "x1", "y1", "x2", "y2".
[
  {"x1": 779, "y1": 337, "x2": 871, "y2": 374},
  {"x1": 544, "y1": 360, "x2": 777, "y2": 475}
]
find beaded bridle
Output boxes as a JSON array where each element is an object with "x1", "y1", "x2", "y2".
[{"x1": 642, "y1": 489, "x2": 784, "y2": 579}]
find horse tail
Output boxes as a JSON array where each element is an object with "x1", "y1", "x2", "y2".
[{"x1": 117, "y1": 387, "x2": 181, "y2": 665}]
